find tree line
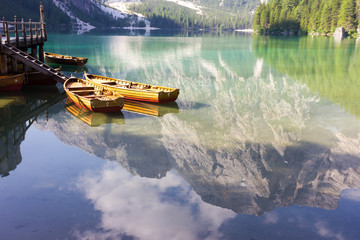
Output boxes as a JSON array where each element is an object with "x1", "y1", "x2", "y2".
[
  {"x1": 129, "y1": 0, "x2": 253, "y2": 30},
  {"x1": 253, "y1": 0, "x2": 360, "y2": 35}
]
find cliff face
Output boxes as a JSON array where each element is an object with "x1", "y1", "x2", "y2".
[{"x1": 63, "y1": 0, "x2": 92, "y2": 14}]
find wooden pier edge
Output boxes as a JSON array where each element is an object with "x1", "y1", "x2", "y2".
[{"x1": 0, "y1": 3, "x2": 67, "y2": 83}]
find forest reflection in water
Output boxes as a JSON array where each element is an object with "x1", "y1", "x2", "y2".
[{"x1": 1, "y1": 34, "x2": 360, "y2": 239}]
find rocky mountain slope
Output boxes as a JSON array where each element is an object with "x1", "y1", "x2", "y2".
[{"x1": 0, "y1": 0, "x2": 260, "y2": 33}]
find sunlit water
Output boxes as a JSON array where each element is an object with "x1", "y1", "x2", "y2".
[{"x1": 1, "y1": 32, "x2": 360, "y2": 240}]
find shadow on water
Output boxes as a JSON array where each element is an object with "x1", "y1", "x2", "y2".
[
  {"x1": 176, "y1": 101, "x2": 210, "y2": 110},
  {"x1": 0, "y1": 86, "x2": 66, "y2": 177}
]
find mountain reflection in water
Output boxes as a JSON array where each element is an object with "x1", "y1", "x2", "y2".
[
  {"x1": 2, "y1": 34, "x2": 360, "y2": 240},
  {"x1": 34, "y1": 36, "x2": 360, "y2": 218}
]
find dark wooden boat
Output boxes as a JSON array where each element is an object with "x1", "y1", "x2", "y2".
[
  {"x1": 0, "y1": 73, "x2": 25, "y2": 91},
  {"x1": 65, "y1": 98, "x2": 125, "y2": 126},
  {"x1": 44, "y1": 52, "x2": 88, "y2": 66},
  {"x1": 84, "y1": 73, "x2": 180, "y2": 103},
  {"x1": 63, "y1": 77, "x2": 125, "y2": 113}
]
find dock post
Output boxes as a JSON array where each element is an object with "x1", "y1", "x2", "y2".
[
  {"x1": 39, "y1": 43, "x2": 44, "y2": 63},
  {"x1": 29, "y1": 19, "x2": 33, "y2": 46},
  {"x1": 11, "y1": 58, "x2": 17, "y2": 73},
  {"x1": 14, "y1": 16, "x2": 19, "y2": 46},
  {"x1": 0, "y1": 54, "x2": 8, "y2": 75},
  {"x1": 22, "y1": 18, "x2": 27, "y2": 48},
  {"x1": 5, "y1": 20, "x2": 10, "y2": 44},
  {"x1": 40, "y1": 3, "x2": 45, "y2": 41},
  {"x1": 31, "y1": 46, "x2": 37, "y2": 59}
]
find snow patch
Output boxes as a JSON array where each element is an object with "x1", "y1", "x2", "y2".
[
  {"x1": 165, "y1": 0, "x2": 203, "y2": 15},
  {"x1": 107, "y1": 1, "x2": 159, "y2": 31},
  {"x1": 52, "y1": 0, "x2": 95, "y2": 34},
  {"x1": 92, "y1": 1, "x2": 127, "y2": 19},
  {"x1": 108, "y1": 1, "x2": 143, "y2": 17}
]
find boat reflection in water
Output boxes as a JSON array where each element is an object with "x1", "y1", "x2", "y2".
[
  {"x1": 0, "y1": 87, "x2": 66, "y2": 177},
  {"x1": 64, "y1": 97, "x2": 179, "y2": 126},
  {"x1": 122, "y1": 99, "x2": 179, "y2": 117},
  {"x1": 47, "y1": 63, "x2": 88, "y2": 73},
  {"x1": 64, "y1": 98, "x2": 125, "y2": 126}
]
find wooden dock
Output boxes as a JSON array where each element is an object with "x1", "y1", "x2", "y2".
[{"x1": 0, "y1": 4, "x2": 68, "y2": 83}]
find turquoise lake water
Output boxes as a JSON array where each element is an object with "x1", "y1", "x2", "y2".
[{"x1": 1, "y1": 32, "x2": 360, "y2": 239}]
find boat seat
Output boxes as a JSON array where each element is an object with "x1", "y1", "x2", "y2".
[
  {"x1": 71, "y1": 89, "x2": 97, "y2": 93},
  {"x1": 68, "y1": 87, "x2": 94, "y2": 91},
  {"x1": 100, "y1": 81, "x2": 117, "y2": 85},
  {"x1": 83, "y1": 95, "x2": 111, "y2": 98},
  {"x1": 114, "y1": 83, "x2": 131, "y2": 88}
]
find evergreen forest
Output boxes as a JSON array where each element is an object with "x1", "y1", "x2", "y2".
[
  {"x1": 129, "y1": 0, "x2": 255, "y2": 30},
  {"x1": 253, "y1": 0, "x2": 360, "y2": 35}
]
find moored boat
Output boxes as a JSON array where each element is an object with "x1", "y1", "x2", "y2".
[
  {"x1": 44, "y1": 52, "x2": 88, "y2": 66},
  {"x1": 84, "y1": 73, "x2": 179, "y2": 103},
  {"x1": 0, "y1": 73, "x2": 25, "y2": 91},
  {"x1": 63, "y1": 77, "x2": 125, "y2": 113}
]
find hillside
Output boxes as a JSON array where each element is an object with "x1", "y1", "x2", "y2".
[
  {"x1": 253, "y1": 0, "x2": 360, "y2": 36},
  {"x1": 127, "y1": 0, "x2": 260, "y2": 30},
  {"x1": 0, "y1": 0, "x2": 141, "y2": 33},
  {"x1": 0, "y1": 0, "x2": 260, "y2": 33},
  {"x1": 0, "y1": 0, "x2": 71, "y2": 31}
]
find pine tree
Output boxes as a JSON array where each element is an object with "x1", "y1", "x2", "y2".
[
  {"x1": 337, "y1": 0, "x2": 357, "y2": 33},
  {"x1": 260, "y1": 6, "x2": 270, "y2": 30},
  {"x1": 320, "y1": 2, "x2": 332, "y2": 33}
]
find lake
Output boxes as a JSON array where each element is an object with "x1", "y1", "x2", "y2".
[{"x1": 1, "y1": 32, "x2": 360, "y2": 240}]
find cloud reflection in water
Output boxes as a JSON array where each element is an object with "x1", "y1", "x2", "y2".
[{"x1": 74, "y1": 163, "x2": 235, "y2": 240}]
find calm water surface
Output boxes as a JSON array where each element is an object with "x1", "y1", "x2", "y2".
[{"x1": 1, "y1": 33, "x2": 360, "y2": 240}]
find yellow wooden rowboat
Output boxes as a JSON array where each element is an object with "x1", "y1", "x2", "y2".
[
  {"x1": 84, "y1": 73, "x2": 179, "y2": 103},
  {"x1": 63, "y1": 77, "x2": 125, "y2": 113}
]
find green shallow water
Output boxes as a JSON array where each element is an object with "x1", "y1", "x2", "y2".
[{"x1": 1, "y1": 32, "x2": 360, "y2": 240}]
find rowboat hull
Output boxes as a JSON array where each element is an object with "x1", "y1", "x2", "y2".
[
  {"x1": 64, "y1": 78, "x2": 125, "y2": 113},
  {"x1": 45, "y1": 52, "x2": 88, "y2": 66},
  {"x1": 84, "y1": 73, "x2": 179, "y2": 103},
  {"x1": 0, "y1": 73, "x2": 24, "y2": 91}
]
